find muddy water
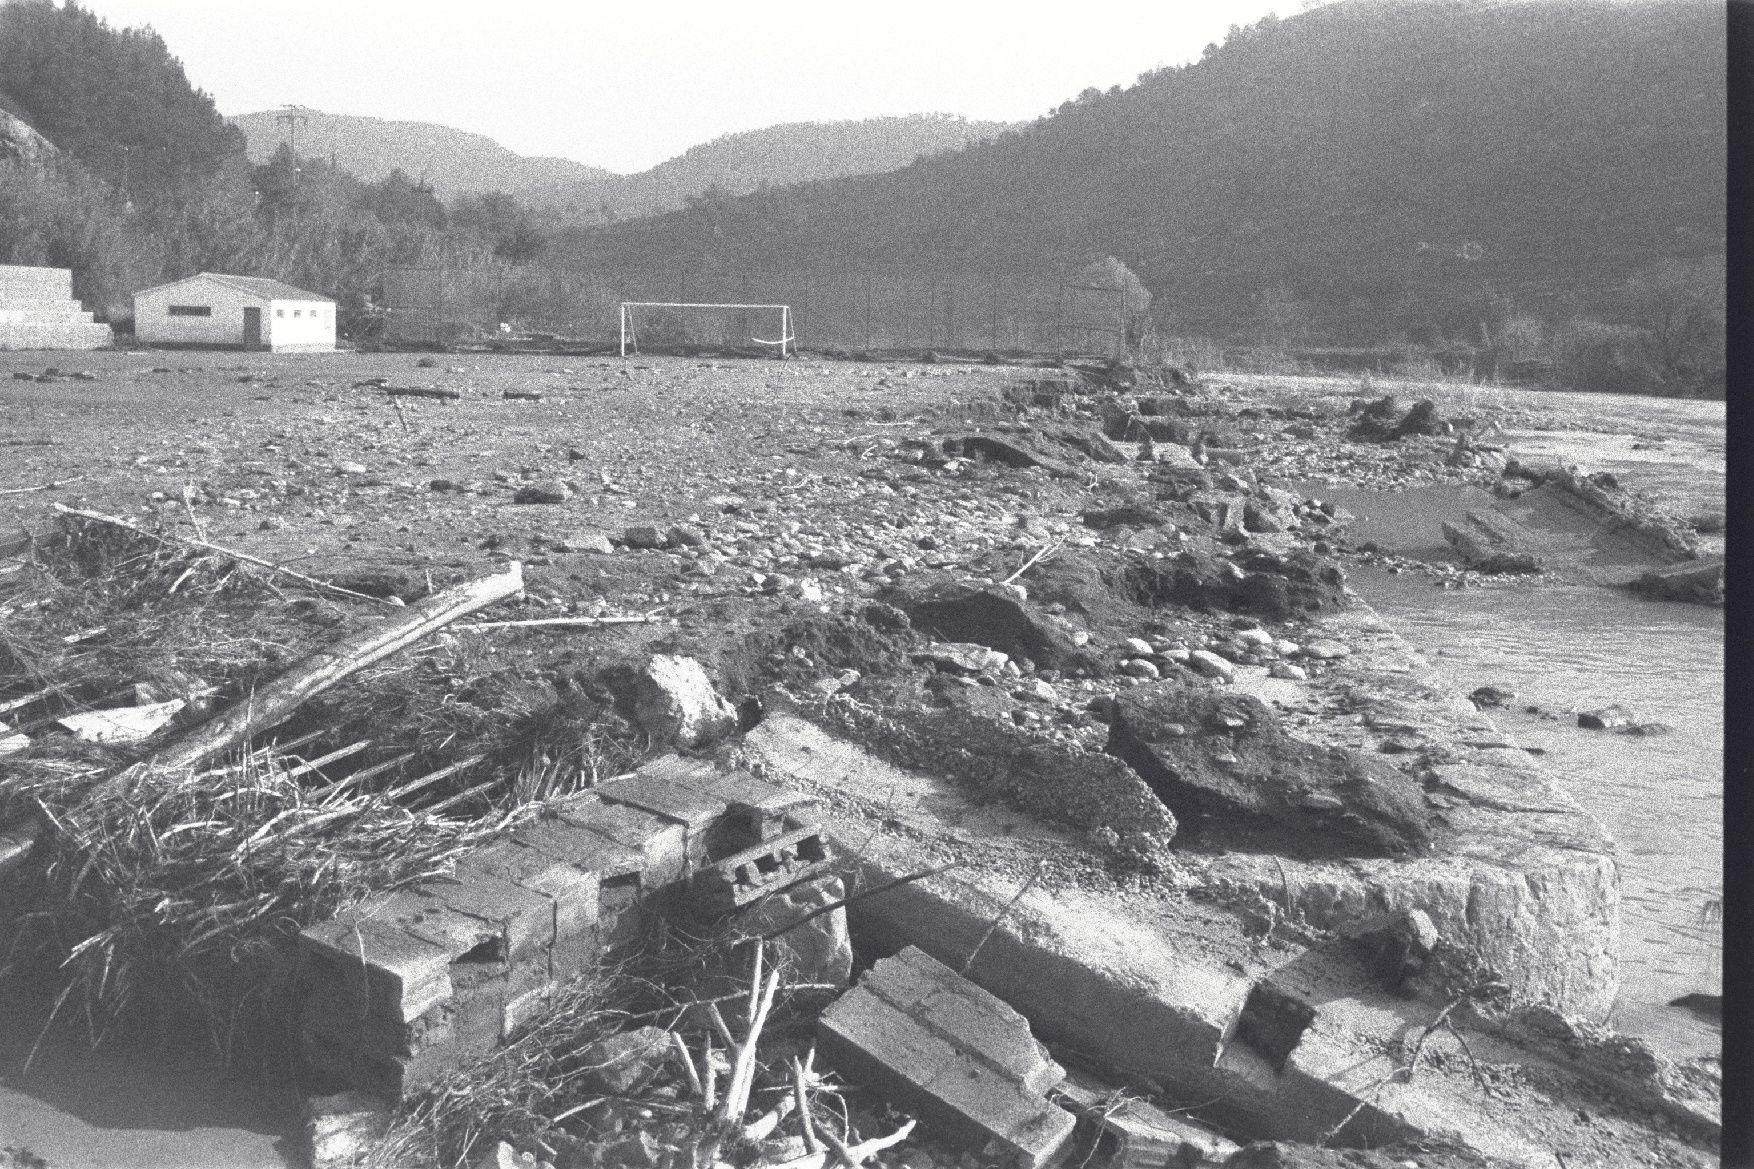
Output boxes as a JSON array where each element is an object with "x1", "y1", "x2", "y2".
[{"x1": 1296, "y1": 476, "x2": 1723, "y2": 1063}]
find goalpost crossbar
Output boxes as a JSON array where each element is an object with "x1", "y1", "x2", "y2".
[{"x1": 618, "y1": 302, "x2": 794, "y2": 357}]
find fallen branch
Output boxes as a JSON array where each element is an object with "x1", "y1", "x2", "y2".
[
  {"x1": 0, "y1": 474, "x2": 87, "y2": 495},
  {"x1": 51, "y1": 502, "x2": 400, "y2": 608},
  {"x1": 107, "y1": 564, "x2": 522, "y2": 785},
  {"x1": 762, "y1": 862, "x2": 960, "y2": 941}
]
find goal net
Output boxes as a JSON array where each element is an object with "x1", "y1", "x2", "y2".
[{"x1": 618, "y1": 302, "x2": 794, "y2": 357}]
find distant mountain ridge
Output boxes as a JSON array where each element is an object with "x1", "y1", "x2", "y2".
[{"x1": 228, "y1": 109, "x2": 1016, "y2": 221}]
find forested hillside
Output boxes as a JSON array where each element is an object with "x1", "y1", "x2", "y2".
[
  {"x1": 0, "y1": 0, "x2": 549, "y2": 328},
  {"x1": 230, "y1": 109, "x2": 1015, "y2": 222},
  {"x1": 571, "y1": 0, "x2": 1725, "y2": 353}
]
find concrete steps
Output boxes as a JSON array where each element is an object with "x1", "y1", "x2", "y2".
[{"x1": 0, "y1": 264, "x2": 113, "y2": 351}]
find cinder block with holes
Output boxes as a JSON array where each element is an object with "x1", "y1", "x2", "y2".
[{"x1": 692, "y1": 821, "x2": 833, "y2": 914}]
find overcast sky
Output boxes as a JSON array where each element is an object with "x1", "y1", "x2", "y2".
[{"x1": 71, "y1": 1, "x2": 1293, "y2": 173}]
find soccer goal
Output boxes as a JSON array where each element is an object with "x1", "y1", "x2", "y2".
[{"x1": 618, "y1": 302, "x2": 794, "y2": 358}]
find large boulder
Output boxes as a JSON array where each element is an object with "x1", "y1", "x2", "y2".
[
  {"x1": 1123, "y1": 549, "x2": 1348, "y2": 620},
  {"x1": 1106, "y1": 684, "x2": 1433, "y2": 857}
]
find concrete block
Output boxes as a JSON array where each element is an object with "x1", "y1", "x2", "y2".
[
  {"x1": 634, "y1": 756, "x2": 819, "y2": 840},
  {"x1": 692, "y1": 821, "x2": 832, "y2": 912},
  {"x1": 301, "y1": 1028, "x2": 459, "y2": 1101},
  {"x1": 300, "y1": 990, "x2": 454, "y2": 1058},
  {"x1": 595, "y1": 768, "x2": 736, "y2": 868},
  {"x1": 863, "y1": 946, "x2": 1064, "y2": 1095},
  {"x1": 299, "y1": 917, "x2": 454, "y2": 1025},
  {"x1": 513, "y1": 818, "x2": 644, "y2": 880},
  {"x1": 422, "y1": 872, "x2": 555, "y2": 966},
  {"x1": 455, "y1": 840, "x2": 600, "y2": 979},
  {"x1": 819, "y1": 947, "x2": 1074, "y2": 1168},
  {"x1": 550, "y1": 796, "x2": 689, "y2": 886},
  {"x1": 597, "y1": 874, "x2": 648, "y2": 951}
]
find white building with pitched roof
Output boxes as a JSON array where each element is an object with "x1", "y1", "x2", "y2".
[{"x1": 133, "y1": 272, "x2": 336, "y2": 352}]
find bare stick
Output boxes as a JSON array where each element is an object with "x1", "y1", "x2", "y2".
[
  {"x1": 451, "y1": 614, "x2": 663, "y2": 631},
  {"x1": 0, "y1": 474, "x2": 87, "y2": 495},
  {"x1": 1001, "y1": 541, "x2": 1060, "y2": 586},
  {"x1": 960, "y1": 860, "x2": 1043, "y2": 977},
  {"x1": 792, "y1": 1055, "x2": 820, "y2": 1153},
  {"x1": 51, "y1": 502, "x2": 399, "y2": 608},
  {"x1": 671, "y1": 1031, "x2": 705, "y2": 1100},
  {"x1": 764, "y1": 1120, "x2": 916, "y2": 1169},
  {"x1": 112, "y1": 565, "x2": 522, "y2": 783}
]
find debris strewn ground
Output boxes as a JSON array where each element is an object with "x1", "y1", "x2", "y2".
[{"x1": 0, "y1": 352, "x2": 1721, "y2": 1169}]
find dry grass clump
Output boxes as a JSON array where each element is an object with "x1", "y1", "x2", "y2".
[
  {"x1": 5, "y1": 751, "x2": 519, "y2": 1063},
  {"x1": 373, "y1": 935, "x2": 875, "y2": 1169}
]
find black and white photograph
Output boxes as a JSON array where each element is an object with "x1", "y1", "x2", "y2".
[{"x1": 0, "y1": 1, "x2": 1732, "y2": 1166}]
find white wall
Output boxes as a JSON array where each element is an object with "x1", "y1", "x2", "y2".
[
  {"x1": 134, "y1": 278, "x2": 260, "y2": 345},
  {"x1": 265, "y1": 299, "x2": 335, "y2": 351}
]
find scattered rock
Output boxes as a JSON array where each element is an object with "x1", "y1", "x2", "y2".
[
  {"x1": 622, "y1": 524, "x2": 667, "y2": 549},
  {"x1": 1187, "y1": 649, "x2": 1236, "y2": 682},
  {"x1": 918, "y1": 641, "x2": 1009, "y2": 675},
  {"x1": 624, "y1": 655, "x2": 738, "y2": 748},
  {"x1": 1632, "y1": 557, "x2": 1724, "y2": 606},
  {"x1": 1346, "y1": 907, "x2": 1441, "y2": 991},
  {"x1": 1469, "y1": 684, "x2": 1517, "y2": 709},
  {"x1": 1300, "y1": 639, "x2": 1351, "y2": 661},
  {"x1": 512, "y1": 481, "x2": 570, "y2": 504},
  {"x1": 1577, "y1": 705, "x2": 1632, "y2": 730},
  {"x1": 577, "y1": 1025, "x2": 674, "y2": 1095},
  {"x1": 1619, "y1": 722, "x2": 1674, "y2": 737},
  {"x1": 552, "y1": 529, "x2": 614, "y2": 554}
]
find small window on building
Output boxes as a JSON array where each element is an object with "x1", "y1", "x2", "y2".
[
  {"x1": 293, "y1": 309, "x2": 302, "y2": 318},
  {"x1": 168, "y1": 305, "x2": 212, "y2": 317},
  {"x1": 276, "y1": 309, "x2": 284, "y2": 318}
]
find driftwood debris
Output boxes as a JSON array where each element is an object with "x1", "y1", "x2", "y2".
[
  {"x1": 451, "y1": 614, "x2": 662, "y2": 632},
  {"x1": 52, "y1": 503, "x2": 401, "y2": 607},
  {"x1": 121, "y1": 563, "x2": 523, "y2": 781},
  {"x1": 384, "y1": 386, "x2": 462, "y2": 401}
]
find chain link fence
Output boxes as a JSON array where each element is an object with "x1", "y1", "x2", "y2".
[{"x1": 382, "y1": 265, "x2": 1130, "y2": 357}]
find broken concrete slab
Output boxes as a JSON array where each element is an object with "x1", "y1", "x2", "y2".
[
  {"x1": 1631, "y1": 557, "x2": 1723, "y2": 605},
  {"x1": 819, "y1": 946, "x2": 1075, "y2": 1168},
  {"x1": 1440, "y1": 511, "x2": 1544, "y2": 573},
  {"x1": 735, "y1": 873, "x2": 853, "y2": 985},
  {"x1": 1052, "y1": 1068, "x2": 1240, "y2": 1166}
]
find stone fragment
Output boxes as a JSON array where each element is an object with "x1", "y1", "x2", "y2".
[
  {"x1": 512, "y1": 481, "x2": 570, "y2": 504},
  {"x1": 1121, "y1": 658, "x2": 1161, "y2": 680},
  {"x1": 919, "y1": 641, "x2": 1010, "y2": 675},
  {"x1": 1107, "y1": 685, "x2": 1432, "y2": 857},
  {"x1": 1577, "y1": 705, "x2": 1632, "y2": 730},
  {"x1": 305, "y1": 1090, "x2": 391, "y2": 1169},
  {"x1": 622, "y1": 524, "x2": 667, "y2": 549},
  {"x1": 735, "y1": 873, "x2": 853, "y2": 986},
  {"x1": 578, "y1": 1025, "x2": 674, "y2": 1095},
  {"x1": 628, "y1": 655, "x2": 738, "y2": 748},
  {"x1": 553, "y1": 529, "x2": 613, "y2": 554},
  {"x1": 1632, "y1": 557, "x2": 1724, "y2": 605},
  {"x1": 1344, "y1": 907, "x2": 1441, "y2": 990},
  {"x1": 818, "y1": 946, "x2": 1075, "y2": 1168},
  {"x1": 888, "y1": 580, "x2": 1094, "y2": 672},
  {"x1": 1299, "y1": 639, "x2": 1351, "y2": 661}
]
